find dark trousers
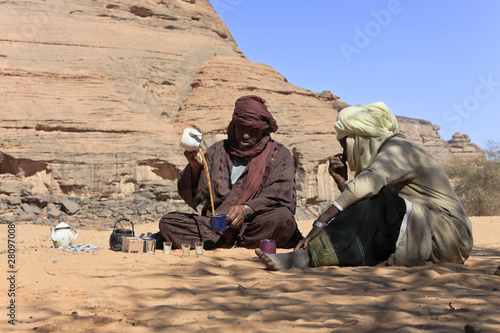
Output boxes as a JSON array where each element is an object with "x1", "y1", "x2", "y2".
[{"x1": 309, "y1": 187, "x2": 406, "y2": 267}]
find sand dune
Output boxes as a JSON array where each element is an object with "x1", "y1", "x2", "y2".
[{"x1": 1, "y1": 217, "x2": 499, "y2": 332}]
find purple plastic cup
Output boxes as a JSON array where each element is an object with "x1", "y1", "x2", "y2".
[
  {"x1": 210, "y1": 214, "x2": 227, "y2": 231},
  {"x1": 260, "y1": 239, "x2": 276, "y2": 254}
]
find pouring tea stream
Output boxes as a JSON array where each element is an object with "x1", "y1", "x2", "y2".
[{"x1": 180, "y1": 128, "x2": 216, "y2": 216}]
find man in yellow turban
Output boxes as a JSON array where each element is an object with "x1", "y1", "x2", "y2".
[{"x1": 256, "y1": 102, "x2": 473, "y2": 269}]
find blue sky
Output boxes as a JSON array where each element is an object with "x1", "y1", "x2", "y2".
[{"x1": 208, "y1": 0, "x2": 500, "y2": 149}]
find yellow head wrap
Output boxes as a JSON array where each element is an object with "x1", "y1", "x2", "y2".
[{"x1": 334, "y1": 102, "x2": 398, "y2": 174}]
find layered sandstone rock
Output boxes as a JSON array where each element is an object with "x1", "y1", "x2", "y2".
[
  {"x1": 397, "y1": 118, "x2": 483, "y2": 164},
  {"x1": 0, "y1": 0, "x2": 484, "y2": 224}
]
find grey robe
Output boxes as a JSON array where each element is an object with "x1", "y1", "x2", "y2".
[{"x1": 335, "y1": 136, "x2": 473, "y2": 266}]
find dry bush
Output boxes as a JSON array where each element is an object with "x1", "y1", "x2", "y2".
[{"x1": 445, "y1": 140, "x2": 500, "y2": 216}]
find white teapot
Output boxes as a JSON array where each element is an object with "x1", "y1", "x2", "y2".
[
  {"x1": 180, "y1": 128, "x2": 203, "y2": 151},
  {"x1": 180, "y1": 128, "x2": 203, "y2": 163},
  {"x1": 50, "y1": 222, "x2": 78, "y2": 248}
]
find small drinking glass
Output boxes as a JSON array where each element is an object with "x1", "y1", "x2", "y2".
[
  {"x1": 195, "y1": 241, "x2": 204, "y2": 255},
  {"x1": 163, "y1": 242, "x2": 172, "y2": 254},
  {"x1": 181, "y1": 243, "x2": 191, "y2": 257},
  {"x1": 260, "y1": 239, "x2": 276, "y2": 254},
  {"x1": 145, "y1": 239, "x2": 156, "y2": 253}
]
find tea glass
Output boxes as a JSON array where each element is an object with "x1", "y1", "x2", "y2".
[
  {"x1": 181, "y1": 243, "x2": 191, "y2": 257},
  {"x1": 195, "y1": 241, "x2": 204, "y2": 255},
  {"x1": 163, "y1": 242, "x2": 172, "y2": 254}
]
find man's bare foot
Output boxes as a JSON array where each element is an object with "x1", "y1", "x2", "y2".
[
  {"x1": 386, "y1": 253, "x2": 408, "y2": 267},
  {"x1": 255, "y1": 248, "x2": 310, "y2": 271}
]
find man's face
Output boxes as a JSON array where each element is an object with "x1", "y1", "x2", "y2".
[
  {"x1": 339, "y1": 137, "x2": 347, "y2": 160},
  {"x1": 338, "y1": 137, "x2": 347, "y2": 150},
  {"x1": 234, "y1": 125, "x2": 266, "y2": 151}
]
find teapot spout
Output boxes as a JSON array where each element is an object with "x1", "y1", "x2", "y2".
[{"x1": 50, "y1": 227, "x2": 55, "y2": 241}]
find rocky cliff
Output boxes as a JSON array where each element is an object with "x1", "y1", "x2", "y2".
[{"x1": 0, "y1": 0, "x2": 483, "y2": 225}]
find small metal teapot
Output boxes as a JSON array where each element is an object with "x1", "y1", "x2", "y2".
[
  {"x1": 50, "y1": 222, "x2": 78, "y2": 248},
  {"x1": 109, "y1": 218, "x2": 135, "y2": 251}
]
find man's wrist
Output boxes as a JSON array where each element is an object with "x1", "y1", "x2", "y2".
[
  {"x1": 243, "y1": 204, "x2": 252, "y2": 220},
  {"x1": 312, "y1": 220, "x2": 326, "y2": 228}
]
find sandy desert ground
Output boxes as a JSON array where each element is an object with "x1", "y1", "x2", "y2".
[{"x1": 1, "y1": 217, "x2": 499, "y2": 332}]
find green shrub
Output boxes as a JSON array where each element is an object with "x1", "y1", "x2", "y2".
[{"x1": 444, "y1": 140, "x2": 500, "y2": 216}]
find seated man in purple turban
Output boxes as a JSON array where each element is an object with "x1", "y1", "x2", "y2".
[{"x1": 156, "y1": 95, "x2": 302, "y2": 250}]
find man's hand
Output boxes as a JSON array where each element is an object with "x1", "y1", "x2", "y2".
[
  {"x1": 294, "y1": 226, "x2": 324, "y2": 250},
  {"x1": 226, "y1": 205, "x2": 248, "y2": 230},
  {"x1": 328, "y1": 153, "x2": 348, "y2": 192},
  {"x1": 184, "y1": 150, "x2": 202, "y2": 168}
]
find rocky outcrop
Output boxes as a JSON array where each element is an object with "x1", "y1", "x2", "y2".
[
  {"x1": 446, "y1": 133, "x2": 484, "y2": 159},
  {"x1": 397, "y1": 117, "x2": 483, "y2": 164},
  {"x1": 0, "y1": 0, "x2": 484, "y2": 226}
]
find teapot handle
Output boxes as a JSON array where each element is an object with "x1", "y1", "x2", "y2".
[
  {"x1": 113, "y1": 217, "x2": 135, "y2": 236},
  {"x1": 71, "y1": 227, "x2": 79, "y2": 239}
]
